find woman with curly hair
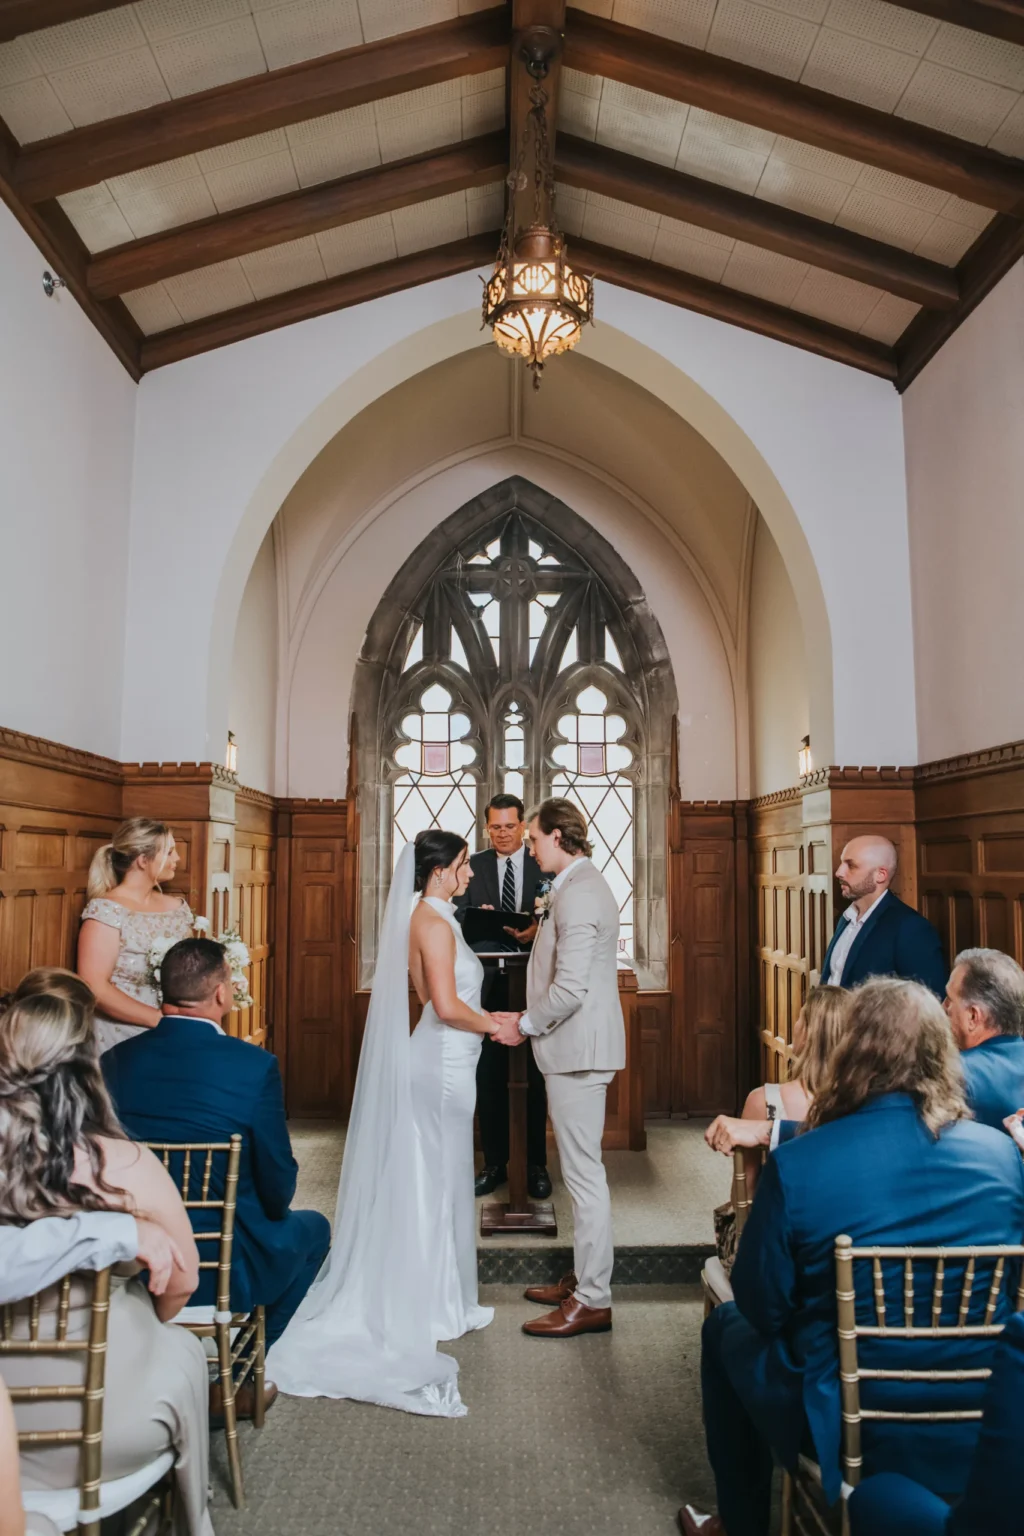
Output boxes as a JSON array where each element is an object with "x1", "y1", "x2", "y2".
[{"x1": 0, "y1": 974, "x2": 214, "y2": 1536}]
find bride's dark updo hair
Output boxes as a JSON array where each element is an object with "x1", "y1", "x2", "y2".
[{"x1": 413, "y1": 830, "x2": 468, "y2": 893}]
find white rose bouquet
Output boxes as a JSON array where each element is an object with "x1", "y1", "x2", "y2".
[{"x1": 148, "y1": 916, "x2": 253, "y2": 1009}]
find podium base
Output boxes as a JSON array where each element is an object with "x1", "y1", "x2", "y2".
[{"x1": 480, "y1": 1201, "x2": 558, "y2": 1236}]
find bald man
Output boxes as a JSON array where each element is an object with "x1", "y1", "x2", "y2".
[{"x1": 820, "y1": 835, "x2": 946, "y2": 996}]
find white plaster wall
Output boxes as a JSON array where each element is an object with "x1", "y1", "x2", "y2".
[
  {"x1": 126, "y1": 272, "x2": 915, "y2": 769},
  {"x1": 0, "y1": 203, "x2": 136, "y2": 757},
  {"x1": 284, "y1": 448, "x2": 738, "y2": 801},
  {"x1": 903, "y1": 263, "x2": 1024, "y2": 763},
  {"x1": 229, "y1": 528, "x2": 277, "y2": 795},
  {"x1": 748, "y1": 517, "x2": 810, "y2": 796}
]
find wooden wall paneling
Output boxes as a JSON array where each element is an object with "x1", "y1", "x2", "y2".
[
  {"x1": 233, "y1": 788, "x2": 277, "y2": 1048},
  {"x1": 605, "y1": 970, "x2": 647, "y2": 1151},
  {"x1": 825, "y1": 766, "x2": 918, "y2": 908},
  {"x1": 915, "y1": 743, "x2": 1024, "y2": 969},
  {"x1": 751, "y1": 787, "x2": 817, "y2": 1089},
  {"x1": 673, "y1": 803, "x2": 742, "y2": 1115},
  {"x1": 0, "y1": 730, "x2": 123, "y2": 990},
  {"x1": 281, "y1": 801, "x2": 351, "y2": 1116}
]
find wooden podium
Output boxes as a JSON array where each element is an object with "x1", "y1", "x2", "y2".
[{"x1": 478, "y1": 951, "x2": 557, "y2": 1237}]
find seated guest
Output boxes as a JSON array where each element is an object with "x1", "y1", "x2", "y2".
[
  {"x1": 681, "y1": 978, "x2": 1024, "y2": 1536},
  {"x1": 943, "y1": 947, "x2": 1024, "y2": 1130},
  {"x1": 103, "y1": 938, "x2": 331, "y2": 1367},
  {"x1": 0, "y1": 987, "x2": 213, "y2": 1536},
  {"x1": 737, "y1": 985, "x2": 848, "y2": 1194},
  {"x1": 1, "y1": 1376, "x2": 58, "y2": 1536},
  {"x1": 849, "y1": 1311, "x2": 1024, "y2": 1535},
  {"x1": 821, "y1": 836, "x2": 946, "y2": 996},
  {"x1": 0, "y1": 1208, "x2": 187, "y2": 1305}
]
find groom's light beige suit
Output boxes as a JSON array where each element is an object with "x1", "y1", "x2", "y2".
[{"x1": 525, "y1": 857, "x2": 624, "y2": 1310}]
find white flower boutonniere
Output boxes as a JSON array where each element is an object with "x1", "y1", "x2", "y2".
[{"x1": 534, "y1": 881, "x2": 554, "y2": 924}]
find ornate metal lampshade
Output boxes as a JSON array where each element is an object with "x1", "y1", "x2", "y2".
[{"x1": 483, "y1": 40, "x2": 593, "y2": 386}]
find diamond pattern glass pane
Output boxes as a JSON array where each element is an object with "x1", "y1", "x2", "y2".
[
  {"x1": 553, "y1": 769, "x2": 634, "y2": 957},
  {"x1": 393, "y1": 771, "x2": 477, "y2": 869}
]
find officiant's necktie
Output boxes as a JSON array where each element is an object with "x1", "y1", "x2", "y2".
[{"x1": 501, "y1": 859, "x2": 516, "y2": 911}]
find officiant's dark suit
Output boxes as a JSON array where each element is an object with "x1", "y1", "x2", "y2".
[{"x1": 453, "y1": 795, "x2": 550, "y2": 1198}]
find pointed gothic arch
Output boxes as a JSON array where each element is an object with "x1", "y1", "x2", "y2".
[{"x1": 352, "y1": 476, "x2": 678, "y2": 986}]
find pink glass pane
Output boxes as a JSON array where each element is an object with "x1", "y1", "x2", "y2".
[
  {"x1": 423, "y1": 743, "x2": 450, "y2": 775},
  {"x1": 578, "y1": 744, "x2": 606, "y2": 775}
]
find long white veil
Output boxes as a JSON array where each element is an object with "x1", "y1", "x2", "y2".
[{"x1": 266, "y1": 842, "x2": 464, "y2": 1416}]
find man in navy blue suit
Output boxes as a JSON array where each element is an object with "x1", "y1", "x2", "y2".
[
  {"x1": 849, "y1": 1311, "x2": 1024, "y2": 1535},
  {"x1": 680, "y1": 979, "x2": 1024, "y2": 1536},
  {"x1": 820, "y1": 835, "x2": 946, "y2": 996},
  {"x1": 103, "y1": 939, "x2": 331, "y2": 1393},
  {"x1": 944, "y1": 947, "x2": 1024, "y2": 1131}
]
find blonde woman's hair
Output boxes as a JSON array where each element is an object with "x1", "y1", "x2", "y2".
[
  {"x1": 87, "y1": 817, "x2": 171, "y2": 900},
  {"x1": 0, "y1": 984, "x2": 129, "y2": 1221},
  {"x1": 806, "y1": 977, "x2": 968, "y2": 1138},
  {"x1": 791, "y1": 985, "x2": 850, "y2": 1098}
]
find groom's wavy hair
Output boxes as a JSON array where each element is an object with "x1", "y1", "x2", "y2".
[{"x1": 533, "y1": 799, "x2": 593, "y2": 858}]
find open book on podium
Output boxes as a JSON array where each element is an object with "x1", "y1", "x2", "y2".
[{"x1": 461, "y1": 907, "x2": 533, "y2": 950}]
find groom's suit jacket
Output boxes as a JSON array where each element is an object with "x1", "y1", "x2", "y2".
[{"x1": 526, "y1": 857, "x2": 625, "y2": 1075}]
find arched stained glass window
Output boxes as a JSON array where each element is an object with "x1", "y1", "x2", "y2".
[{"x1": 355, "y1": 477, "x2": 677, "y2": 987}]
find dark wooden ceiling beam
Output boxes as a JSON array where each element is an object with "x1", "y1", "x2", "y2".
[
  {"x1": 139, "y1": 231, "x2": 497, "y2": 371},
  {"x1": 563, "y1": 8, "x2": 1024, "y2": 215},
  {"x1": 87, "y1": 133, "x2": 507, "y2": 300},
  {"x1": 896, "y1": 211, "x2": 1024, "y2": 387},
  {"x1": 572, "y1": 237, "x2": 897, "y2": 379},
  {"x1": 0, "y1": 120, "x2": 140, "y2": 377},
  {"x1": 0, "y1": 1, "x2": 131, "y2": 44},
  {"x1": 879, "y1": 0, "x2": 1024, "y2": 50},
  {"x1": 15, "y1": 9, "x2": 509, "y2": 204},
  {"x1": 557, "y1": 134, "x2": 958, "y2": 310}
]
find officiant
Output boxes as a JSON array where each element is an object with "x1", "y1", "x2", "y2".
[{"x1": 454, "y1": 794, "x2": 552, "y2": 1200}]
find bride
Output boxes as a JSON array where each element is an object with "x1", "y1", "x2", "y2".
[{"x1": 267, "y1": 829, "x2": 504, "y2": 1416}]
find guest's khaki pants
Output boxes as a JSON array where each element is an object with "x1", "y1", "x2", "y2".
[{"x1": 544, "y1": 1069, "x2": 616, "y2": 1310}]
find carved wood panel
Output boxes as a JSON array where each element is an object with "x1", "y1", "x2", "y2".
[
  {"x1": 233, "y1": 791, "x2": 275, "y2": 1048},
  {"x1": 916, "y1": 746, "x2": 1024, "y2": 969}
]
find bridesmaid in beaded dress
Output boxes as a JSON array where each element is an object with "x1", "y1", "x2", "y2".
[{"x1": 77, "y1": 818, "x2": 194, "y2": 1054}]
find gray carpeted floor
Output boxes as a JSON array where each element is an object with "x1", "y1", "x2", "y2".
[{"x1": 210, "y1": 1286, "x2": 715, "y2": 1536}]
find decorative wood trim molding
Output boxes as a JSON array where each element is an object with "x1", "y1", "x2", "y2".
[
  {"x1": 0, "y1": 1, "x2": 122, "y2": 47},
  {"x1": 915, "y1": 738, "x2": 1024, "y2": 783},
  {"x1": 0, "y1": 726, "x2": 122, "y2": 784},
  {"x1": 121, "y1": 761, "x2": 239, "y2": 788},
  {"x1": 235, "y1": 783, "x2": 278, "y2": 810}
]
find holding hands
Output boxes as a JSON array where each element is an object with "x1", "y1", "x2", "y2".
[
  {"x1": 489, "y1": 1011, "x2": 527, "y2": 1047},
  {"x1": 1003, "y1": 1109, "x2": 1024, "y2": 1153}
]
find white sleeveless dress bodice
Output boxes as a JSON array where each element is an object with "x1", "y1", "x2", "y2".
[{"x1": 409, "y1": 897, "x2": 494, "y2": 1343}]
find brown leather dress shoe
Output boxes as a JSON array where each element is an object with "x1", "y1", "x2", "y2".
[
  {"x1": 209, "y1": 1380, "x2": 278, "y2": 1428},
  {"x1": 524, "y1": 1270, "x2": 578, "y2": 1305},
  {"x1": 677, "y1": 1506, "x2": 725, "y2": 1535},
  {"x1": 522, "y1": 1295, "x2": 612, "y2": 1338}
]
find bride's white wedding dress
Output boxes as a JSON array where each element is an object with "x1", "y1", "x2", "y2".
[{"x1": 267, "y1": 845, "x2": 493, "y2": 1417}]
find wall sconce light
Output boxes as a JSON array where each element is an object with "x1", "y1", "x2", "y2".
[
  {"x1": 798, "y1": 735, "x2": 812, "y2": 778},
  {"x1": 42, "y1": 271, "x2": 67, "y2": 298},
  {"x1": 225, "y1": 731, "x2": 238, "y2": 774}
]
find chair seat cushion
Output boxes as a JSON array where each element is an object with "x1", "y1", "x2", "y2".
[
  {"x1": 702, "y1": 1257, "x2": 735, "y2": 1305},
  {"x1": 21, "y1": 1450, "x2": 175, "y2": 1531}
]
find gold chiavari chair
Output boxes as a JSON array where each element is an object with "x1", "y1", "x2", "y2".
[
  {"x1": 701, "y1": 1148, "x2": 753, "y2": 1315},
  {"x1": 145, "y1": 1135, "x2": 265, "y2": 1509},
  {"x1": 782, "y1": 1235, "x2": 1024, "y2": 1536},
  {"x1": 0, "y1": 1267, "x2": 175, "y2": 1534}
]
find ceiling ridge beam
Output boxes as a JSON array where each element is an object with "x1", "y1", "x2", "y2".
[
  {"x1": 876, "y1": 0, "x2": 1024, "y2": 50},
  {"x1": 563, "y1": 7, "x2": 1024, "y2": 215},
  {"x1": 0, "y1": 120, "x2": 140, "y2": 378},
  {"x1": 571, "y1": 236, "x2": 897, "y2": 379},
  {"x1": 14, "y1": 9, "x2": 510, "y2": 204},
  {"x1": 87, "y1": 132, "x2": 508, "y2": 300},
  {"x1": 557, "y1": 134, "x2": 958, "y2": 310},
  {"x1": 896, "y1": 211, "x2": 1024, "y2": 387},
  {"x1": 0, "y1": 2, "x2": 133, "y2": 44},
  {"x1": 139, "y1": 231, "x2": 498, "y2": 371}
]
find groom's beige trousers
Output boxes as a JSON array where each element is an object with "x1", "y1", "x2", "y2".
[{"x1": 544, "y1": 1068, "x2": 616, "y2": 1310}]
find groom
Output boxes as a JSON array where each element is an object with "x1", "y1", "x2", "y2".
[{"x1": 492, "y1": 798, "x2": 624, "y2": 1338}]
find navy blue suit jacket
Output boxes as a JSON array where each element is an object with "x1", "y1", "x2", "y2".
[
  {"x1": 961, "y1": 1034, "x2": 1024, "y2": 1132},
  {"x1": 820, "y1": 892, "x2": 946, "y2": 996},
  {"x1": 849, "y1": 1311, "x2": 1024, "y2": 1535},
  {"x1": 732, "y1": 1093, "x2": 1024, "y2": 1504},
  {"x1": 103, "y1": 1016, "x2": 302, "y2": 1313}
]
